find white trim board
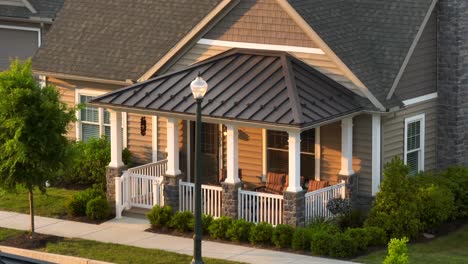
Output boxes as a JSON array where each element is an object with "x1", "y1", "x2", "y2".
[
  {"x1": 0, "y1": 24, "x2": 41, "y2": 46},
  {"x1": 402, "y1": 92, "x2": 438, "y2": 106},
  {"x1": 197, "y1": 39, "x2": 325, "y2": 54}
]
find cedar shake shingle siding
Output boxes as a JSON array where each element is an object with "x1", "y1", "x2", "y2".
[
  {"x1": 205, "y1": 0, "x2": 316, "y2": 47},
  {"x1": 395, "y1": 12, "x2": 437, "y2": 101}
]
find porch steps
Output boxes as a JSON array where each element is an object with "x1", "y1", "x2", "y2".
[{"x1": 122, "y1": 208, "x2": 150, "y2": 219}]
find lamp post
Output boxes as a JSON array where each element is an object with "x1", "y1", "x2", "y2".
[{"x1": 190, "y1": 74, "x2": 208, "y2": 264}]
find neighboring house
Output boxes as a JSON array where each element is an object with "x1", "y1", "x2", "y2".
[
  {"x1": 32, "y1": 0, "x2": 464, "y2": 226},
  {"x1": 0, "y1": 0, "x2": 64, "y2": 70}
]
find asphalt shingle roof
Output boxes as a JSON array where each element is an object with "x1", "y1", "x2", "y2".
[
  {"x1": 33, "y1": 0, "x2": 223, "y2": 81},
  {"x1": 289, "y1": 0, "x2": 434, "y2": 107},
  {"x1": 91, "y1": 49, "x2": 364, "y2": 127},
  {"x1": 0, "y1": 0, "x2": 64, "y2": 20}
]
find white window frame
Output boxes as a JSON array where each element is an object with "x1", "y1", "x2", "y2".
[
  {"x1": 0, "y1": 25, "x2": 41, "y2": 47},
  {"x1": 404, "y1": 113, "x2": 425, "y2": 173},
  {"x1": 75, "y1": 88, "x2": 127, "y2": 147}
]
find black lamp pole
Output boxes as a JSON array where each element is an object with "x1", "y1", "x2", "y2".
[{"x1": 192, "y1": 97, "x2": 203, "y2": 264}]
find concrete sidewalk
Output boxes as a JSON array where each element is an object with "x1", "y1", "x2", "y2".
[{"x1": 0, "y1": 211, "x2": 355, "y2": 264}]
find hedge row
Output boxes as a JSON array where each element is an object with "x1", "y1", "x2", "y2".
[{"x1": 146, "y1": 205, "x2": 387, "y2": 258}]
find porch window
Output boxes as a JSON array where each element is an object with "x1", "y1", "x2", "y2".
[
  {"x1": 266, "y1": 130, "x2": 315, "y2": 179},
  {"x1": 404, "y1": 114, "x2": 425, "y2": 175},
  {"x1": 77, "y1": 93, "x2": 126, "y2": 145}
]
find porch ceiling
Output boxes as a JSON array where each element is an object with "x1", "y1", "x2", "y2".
[{"x1": 90, "y1": 49, "x2": 364, "y2": 128}]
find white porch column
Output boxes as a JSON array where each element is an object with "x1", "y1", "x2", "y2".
[
  {"x1": 372, "y1": 114, "x2": 382, "y2": 195},
  {"x1": 109, "y1": 110, "x2": 124, "y2": 168},
  {"x1": 287, "y1": 131, "x2": 302, "y2": 192},
  {"x1": 339, "y1": 117, "x2": 355, "y2": 176},
  {"x1": 314, "y1": 127, "x2": 321, "y2": 181},
  {"x1": 166, "y1": 117, "x2": 181, "y2": 176},
  {"x1": 225, "y1": 124, "x2": 240, "y2": 184},
  {"x1": 152, "y1": 116, "x2": 158, "y2": 162}
]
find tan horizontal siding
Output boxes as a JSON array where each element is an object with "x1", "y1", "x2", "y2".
[
  {"x1": 382, "y1": 99, "x2": 437, "y2": 171},
  {"x1": 238, "y1": 127, "x2": 262, "y2": 185},
  {"x1": 353, "y1": 114, "x2": 372, "y2": 196},
  {"x1": 320, "y1": 122, "x2": 341, "y2": 184},
  {"x1": 127, "y1": 113, "x2": 152, "y2": 164},
  {"x1": 204, "y1": 0, "x2": 317, "y2": 47},
  {"x1": 158, "y1": 117, "x2": 167, "y2": 160}
]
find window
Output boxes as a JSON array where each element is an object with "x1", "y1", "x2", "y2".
[
  {"x1": 404, "y1": 114, "x2": 425, "y2": 175},
  {"x1": 266, "y1": 130, "x2": 315, "y2": 179},
  {"x1": 76, "y1": 90, "x2": 126, "y2": 145}
]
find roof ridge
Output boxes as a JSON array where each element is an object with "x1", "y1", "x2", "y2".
[{"x1": 280, "y1": 54, "x2": 304, "y2": 125}]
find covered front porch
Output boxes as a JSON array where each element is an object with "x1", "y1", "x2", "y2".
[{"x1": 92, "y1": 49, "x2": 377, "y2": 226}]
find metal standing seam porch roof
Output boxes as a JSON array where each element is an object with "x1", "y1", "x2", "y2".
[{"x1": 90, "y1": 49, "x2": 365, "y2": 129}]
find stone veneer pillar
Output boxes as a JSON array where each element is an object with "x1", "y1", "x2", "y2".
[
  {"x1": 437, "y1": 0, "x2": 468, "y2": 169},
  {"x1": 106, "y1": 166, "x2": 127, "y2": 207},
  {"x1": 222, "y1": 182, "x2": 243, "y2": 218},
  {"x1": 163, "y1": 174, "x2": 183, "y2": 212},
  {"x1": 283, "y1": 191, "x2": 305, "y2": 227}
]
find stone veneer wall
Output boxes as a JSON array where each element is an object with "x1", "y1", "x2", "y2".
[{"x1": 437, "y1": 0, "x2": 468, "y2": 169}]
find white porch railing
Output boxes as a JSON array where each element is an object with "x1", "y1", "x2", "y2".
[
  {"x1": 115, "y1": 160, "x2": 167, "y2": 218},
  {"x1": 238, "y1": 189, "x2": 283, "y2": 226},
  {"x1": 304, "y1": 182, "x2": 346, "y2": 223},
  {"x1": 179, "y1": 180, "x2": 223, "y2": 218}
]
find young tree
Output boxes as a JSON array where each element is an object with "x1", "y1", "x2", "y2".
[{"x1": 0, "y1": 59, "x2": 75, "y2": 238}]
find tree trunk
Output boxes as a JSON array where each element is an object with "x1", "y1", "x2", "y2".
[{"x1": 28, "y1": 189, "x2": 34, "y2": 239}]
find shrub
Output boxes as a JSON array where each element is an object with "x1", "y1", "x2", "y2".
[
  {"x1": 226, "y1": 219, "x2": 254, "y2": 242},
  {"x1": 326, "y1": 197, "x2": 351, "y2": 216},
  {"x1": 364, "y1": 226, "x2": 388, "y2": 247},
  {"x1": 345, "y1": 228, "x2": 371, "y2": 251},
  {"x1": 65, "y1": 187, "x2": 105, "y2": 216},
  {"x1": 85, "y1": 197, "x2": 110, "y2": 220},
  {"x1": 208, "y1": 216, "x2": 232, "y2": 240},
  {"x1": 365, "y1": 157, "x2": 421, "y2": 239},
  {"x1": 146, "y1": 205, "x2": 173, "y2": 229},
  {"x1": 55, "y1": 137, "x2": 132, "y2": 187},
  {"x1": 189, "y1": 214, "x2": 213, "y2": 235},
  {"x1": 272, "y1": 224, "x2": 294, "y2": 248},
  {"x1": 437, "y1": 167, "x2": 468, "y2": 218},
  {"x1": 336, "y1": 209, "x2": 366, "y2": 230},
  {"x1": 328, "y1": 233, "x2": 359, "y2": 258},
  {"x1": 308, "y1": 217, "x2": 340, "y2": 234},
  {"x1": 416, "y1": 184, "x2": 454, "y2": 230},
  {"x1": 291, "y1": 227, "x2": 313, "y2": 251},
  {"x1": 249, "y1": 222, "x2": 273, "y2": 245},
  {"x1": 170, "y1": 211, "x2": 194, "y2": 232},
  {"x1": 383, "y1": 237, "x2": 409, "y2": 264},
  {"x1": 310, "y1": 230, "x2": 333, "y2": 256}
]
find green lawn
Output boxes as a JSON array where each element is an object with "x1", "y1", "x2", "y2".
[
  {"x1": 0, "y1": 187, "x2": 79, "y2": 218},
  {"x1": 354, "y1": 225, "x2": 468, "y2": 264},
  {"x1": 0, "y1": 228, "x2": 241, "y2": 264}
]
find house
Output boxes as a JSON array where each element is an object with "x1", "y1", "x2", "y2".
[
  {"x1": 32, "y1": 0, "x2": 464, "y2": 227},
  {"x1": 0, "y1": 0, "x2": 64, "y2": 71}
]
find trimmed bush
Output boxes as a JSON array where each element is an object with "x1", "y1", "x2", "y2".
[
  {"x1": 438, "y1": 167, "x2": 468, "y2": 218},
  {"x1": 336, "y1": 209, "x2": 366, "y2": 230},
  {"x1": 208, "y1": 216, "x2": 232, "y2": 240},
  {"x1": 146, "y1": 205, "x2": 173, "y2": 229},
  {"x1": 65, "y1": 187, "x2": 105, "y2": 216},
  {"x1": 417, "y1": 184, "x2": 454, "y2": 230},
  {"x1": 310, "y1": 230, "x2": 333, "y2": 256},
  {"x1": 85, "y1": 197, "x2": 110, "y2": 220},
  {"x1": 170, "y1": 211, "x2": 194, "y2": 232},
  {"x1": 308, "y1": 218, "x2": 340, "y2": 234},
  {"x1": 189, "y1": 214, "x2": 213, "y2": 235},
  {"x1": 291, "y1": 227, "x2": 313, "y2": 251},
  {"x1": 328, "y1": 233, "x2": 358, "y2": 258},
  {"x1": 365, "y1": 226, "x2": 388, "y2": 247},
  {"x1": 345, "y1": 228, "x2": 371, "y2": 251},
  {"x1": 365, "y1": 157, "x2": 421, "y2": 239},
  {"x1": 226, "y1": 219, "x2": 254, "y2": 242},
  {"x1": 249, "y1": 222, "x2": 273, "y2": 245},
  {"x1": 383, "y1": 237, "x2": 409, "y2": 264},
  {"x1": 272, "y1": 224, "x2": 294, "y2": 248}
]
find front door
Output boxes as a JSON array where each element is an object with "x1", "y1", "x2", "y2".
[{"x1": 190, "y1": 122, "x2": 220, "y2": 184}]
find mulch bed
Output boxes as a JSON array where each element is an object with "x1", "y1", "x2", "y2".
[{"x1": 0, "y1": 233, "x2": 63, "y2": 250}]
